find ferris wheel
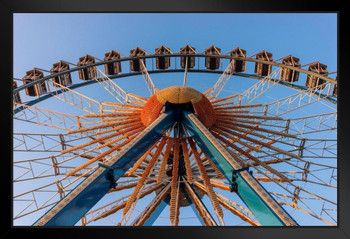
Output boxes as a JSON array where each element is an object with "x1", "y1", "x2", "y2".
[{"x1": 12, "y1": 44, "x2": 337, "y2": 226}]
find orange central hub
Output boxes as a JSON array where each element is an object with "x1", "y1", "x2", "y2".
[{"x1": 141, "y1": 86, "x2": 216, "y2": 128}]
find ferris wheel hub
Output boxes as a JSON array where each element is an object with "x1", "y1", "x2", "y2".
[
  {"x1": 141, "y1": 86, "x2": 217, "y2": 128},
  {"x1": 156, "y1": 86, "x2": 202, "y2": 104}
]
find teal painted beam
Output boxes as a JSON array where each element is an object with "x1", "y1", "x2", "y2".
[
  {"x1": 33, "y1": 111, "x2": 175, "y2": 226},
  {"x1": 182, "y1": 182, "x2": 216, "y2": 226},
  {"x1": 142, "y1": 194, "x2": 170, "y2": 226},
  {"x1": 182, "y1": 111, "x2": 298, "y2": 226}
]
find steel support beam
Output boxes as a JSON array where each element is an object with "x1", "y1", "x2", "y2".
[
  {"x1": 182, "y1": 111, "x2": 298, "y2": 226},
  {"x1": 33, "y1": 111, "x2": 175, "y2": 226},
  {"x1": 182, "y1": 180, "x2": 216, "y2": 226}
]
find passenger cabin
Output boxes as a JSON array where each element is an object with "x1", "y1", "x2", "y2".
[
  {"x1": 280, "y1": 55, "x2": 301, "y2": 82},
  {"x1": 179, "y1": 45, "x2": 196, "y2": 69},
  {"x1": 77, "y1": 55, "x2": 97, "y2": 80},
  {"x1": 155, "y1": 45, "x2": 172, "y2": 70},
  {"x1": 22, "y1": 69, "x2": 47, "y2": 97},
  {"x1": 204, "y1": 45, "x2": 221, "y2": 70},
  {"x1": 228, "y1": 47, "x2": 246, "y2": 72},
  {"x1": 13, "y1": 81, "x2": 21, "y2": 103},
  {"x1": 130, "y1": 47, "x2": 147, "y2": 72},
  {"x1": 50, "y1": 61, "x2": 72, "y2": 86},
  {"x1": 332, "y1": 75, "x2": 338, "y2": 97},
  {"x1": 333, "y1": 83, "x2": 337, "y2": 97},
  {"x1": 305, "y1": 61, "x2": 328, "y2": 89},
  {"x1": 254, "y1": 50, "x2": 273, "y2": 77},
  {"x1": 104, "y1": 50, "x2": 122, "y2": 75}
]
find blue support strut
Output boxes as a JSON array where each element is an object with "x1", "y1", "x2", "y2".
[
  {"x1": 182, "y1": 111, "x2": 298, "y2": 226},
  {"x1": 33, "y1": 111, "x2": 175, "y2": 226},
  {"x1": 182, "y1": 181, "x2": 216, "y2": 226},
  {"x1": 142, "y1": 194, "x2": 171, "y2": 226},
  {"x1": 142, "y1": 183, "x2": 215, "y2": 226}
]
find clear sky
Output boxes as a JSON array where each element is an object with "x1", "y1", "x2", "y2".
[
  {"x1": 13, "y1": 13, "x2": 337, "y2": 79},
  {"x1": 13, "y1": 13, "x2": 337, "y2": 226}
]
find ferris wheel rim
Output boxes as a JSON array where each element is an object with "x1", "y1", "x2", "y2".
[
  {"x1": 13, "y1": 53, "x2": 337, "y2": 94},
  {"x1": 13, "y1": 52, "x2": 337, "y2": 115}
]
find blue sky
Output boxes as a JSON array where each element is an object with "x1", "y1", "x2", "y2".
[
  {"x1": 13, "y1": 13, "x2": 337, "y2": 226},
  {"x1": 13, "y1": 13, "x2": 337, "y2": 78},
  {"x1": 13, "y1": 13, "x2": 337, "y2": 110}
]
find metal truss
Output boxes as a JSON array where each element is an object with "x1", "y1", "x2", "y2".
[
  {"x1": 13, "y1": 103, "x2": 80, "y2": 131},
  {"x1": 82, "y1": 181, "x2": 163, "y2": 225},
  {"x1": 46, "y1": 79, "x2": 104, "y2": 114},
  {"x1": 265, "y1": 82, "x2": 336, "y2": 117},
  {"x1": 233, "y1": 68, "x2": 283, "y2": 106},
  {"x1": 13, "y1": 133, "x2": 65, "y2": 152},
  {"x1": 287, "y1": 112, "x2": 337, "y2": 136},
  {"x1": 139, "y1": 60, "x2": 157, "y2": 95},
  {"x1": 13, "y1": 165, "x2": 94, "y2": 221},
  {"x1": 93, "y1": 69, "x2": 147, "y2": 105},
  {"x1": 209, "y1": 61, "x2": 235, "y2": 99}
]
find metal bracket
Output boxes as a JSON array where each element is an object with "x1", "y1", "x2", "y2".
[
  {"x1": 299, "y1": 138, "x2": 306, "y2": 157},
  {"x1": 230, "y1": 167, "x2": 250, "y2": 192},
  {"x1": 99, "y1": 163, "x2": 118, "y2": 189}
]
